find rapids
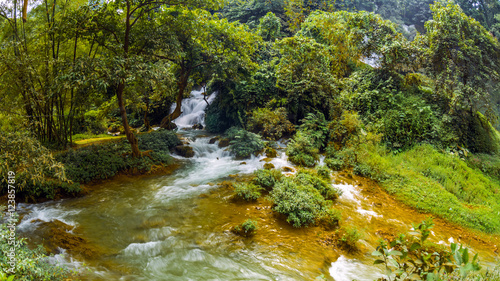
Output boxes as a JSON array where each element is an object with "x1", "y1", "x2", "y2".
[{"x1": 15, "y1": 89, "x2": 500, "y2": 280}]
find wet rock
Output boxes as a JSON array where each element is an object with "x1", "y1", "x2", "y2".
[
  {"x1": 174, "y1": 145, "x2": 195, "y2": 158},
  {"x1": 240, "y1": 162, "x2": 247, "y2": 165},
  {"x1": 36, "y1": 220, "x2": 104, "y2": 259},
  {"x1": 282, "y1": 166, "x2": 294, "y2": 172},
  {"x1": 218, "y1": 138, "x2": 230, "y2": 148},
  {"x1": 164, "y1": 122, "x2": 178, "y2": 131},
  {"x1": 263, "y1": 163, "x2": 275, "y2": 170},
  {"x1": 192, "y1": 123, "x2": 204, "y2": 130},
  {"x1": 209, "y1": 137, "x2": 219, "y2": 144},
  {"x1": 265, "y1": 147, "x2": 277, "y2": 158},
  {"x1": 259, "y1": 158, "x2": 273, "y2": 162}
]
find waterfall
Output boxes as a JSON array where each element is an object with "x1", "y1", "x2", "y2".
[{"x1": 170, "y1": 88, "x2": 216, "y2": 129}]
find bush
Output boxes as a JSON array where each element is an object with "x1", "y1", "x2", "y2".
[
  {"x1": 319, "y1": 208, "x2": 342, "y2": 229},
  {"x1": 337, "y1": 226, "x2": 361, "y2": 251},
  {"x1": 324, "y1": 158, "x2": 344, "y2": 171},
  {"x1": 234, "y1": 182, "x2": 263, "y2": 201},
  {"x1": 286, "y1": 131, "x2": 319, "y2": 167},
  {"x1": 316, "y1": 165, "x2": 330, "y2": 179},
  {"x1": 294, "y1": 170, "x2": 340, "y2": 200},
  {"x1": 253, "y1": 169, "x2": 283, "y2": 190},
  {"x1": 269, "y1": 178, "x2": 331, "y2": 227},
  {"x1": 233, "y1": 219, "x2": 258, "y2": 237},
  {"x1": 57, "y1": 139, "x2": 173, "y2": 184},
  {"x1": 0, "y1": 210, "x2": 75, "y2": 280},
  {"x1": 353, "y1": 163, "x2": 374, "y2": 178},
  {"x1": 0, "y1": 132, "x2": 79, "y2": 201},
  {"x1": 137, "y1": 130, "x2": 181, "y2": 153},
  {"x1": 247, "y1": 107, "x2": 295, "y2": 140},
  {"x1": 226, "y1": 127, "x2": 264, "y2": 159}
]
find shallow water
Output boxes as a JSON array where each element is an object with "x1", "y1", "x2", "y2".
[{"x1": 16, "y1": 89, "x2": 500, "y2": 280}]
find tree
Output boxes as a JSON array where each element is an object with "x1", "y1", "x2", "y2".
[
  {"x1": 424, "y1": 1, "x2": 500, "y2": 122},
  {"x1": 149, "y1": 7, "x2": 260, "y2": 129}
]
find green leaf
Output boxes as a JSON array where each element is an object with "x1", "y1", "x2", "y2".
[{"x1": 388, "y1": 250, "x2": 403, "y2": 256}]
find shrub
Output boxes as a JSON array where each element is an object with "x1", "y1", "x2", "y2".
[
  {"x1": 353, "y1": 163, "x2": 374, "y2": 178},
  {"x1": 233, "y1": 219, "x2": 258, "y2": 237},
  {"x1": 324, "y1": 158, "x2": 344, "y2": 171},
  {"x1": 137, "y1": 130, "x2": 181, "y2": 153},
  {"x1": 269, "y1": 178, "x2": 330, "y2": 227},
  {"x1": 253, "y1": 169, "x2": 283, "y2": 190},
  {"x1": 319, "y1": 208, "x2": 342, "y2": 229},
  {"x1": 337, "y1": 226, "x2": 361, "y2": 251},
  {"x1": 294, "y1": 170, "x2": 340, "y2": 200},
  {"x1": 247, "y1": 107, "x2": 295, "y2": 140},
  {"x1": 286, "y1": 131, "x2": 319, "y2": 167},
  {"x1": 57, "y1": 140, "x2": 173, "y2": 184},
  {"x1": 226, "y1": 127, "x2": 264, "y2": 159},
  {"x1": 298, "y1": 112, "x2": 329, "y2": 150},
  {"x1": 0, "y1": 132, "x2": 79, "y2": 201},
  {"x1": 316, "y1": 165, "x2": 330, "y2": 179},
  {"x1": 234, "y1": 183, "x2": 263, "y2": 201}
]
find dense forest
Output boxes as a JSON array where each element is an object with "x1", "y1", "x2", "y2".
[{"x1": 2, "y1": 0, "x2": 500, "y2": 280}]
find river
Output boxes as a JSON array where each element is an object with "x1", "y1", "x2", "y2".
[{"x1": 16, "y1": 89, "x2": 500, "y2": 280}]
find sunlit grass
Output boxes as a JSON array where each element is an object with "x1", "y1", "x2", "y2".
[{"x1": 358, "y1": 143, "x2": 500, "y2": 233}]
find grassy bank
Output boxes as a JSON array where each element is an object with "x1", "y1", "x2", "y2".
[{"x1": 357, "y1": 143, "x2": 500, "y2": 233}]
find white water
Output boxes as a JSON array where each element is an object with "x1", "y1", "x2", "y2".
[
  {"x1": 330, "y1": 255, "x2": 385, "y2": 281},
  {"x1": 170, "y1": 88, "x2": 216, "y2": 129}
]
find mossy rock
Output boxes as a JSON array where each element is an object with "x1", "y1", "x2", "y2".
[
  {"x1": 265, "y1": 147, "x2": 278, "y2": 158},
  {"x1": 218, "y1": 138, "x2": 230, "y2": 148},
  {"x1": 174, "y1": 145, "x2": 195, "y2": 158},
  {"x1": 263, "y1": 163, "x2": 275, "y2": 170},
  {"x1": 209, "y1": 137, "x2": 219, "y2": 144}
]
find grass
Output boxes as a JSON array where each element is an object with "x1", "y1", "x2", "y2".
[
  {"x1": 72, "y1": 133, "x2": 113, "y2": 142},
  {"x1": 358, "y1": 143, "x2": 500, "y2": 233}
]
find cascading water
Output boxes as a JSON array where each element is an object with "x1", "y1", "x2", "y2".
[
  {"x1": 170, "y1": 88, "x2": 216, "y2": 129},
  {"x1": 16, "y1": 89, "x2": 500, "y2": 280}
]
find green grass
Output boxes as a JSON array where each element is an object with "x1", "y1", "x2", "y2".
[
  {"x1": 358, "y1": 143, "x2": 500, "y2": 233},
  {"x1": 72, "y1": 133, "x2": 111, "y2": 142}
]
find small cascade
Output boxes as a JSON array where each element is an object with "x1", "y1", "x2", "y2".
[{"x1": 170, "y1": 88, "x2": 216, "y2": 129}]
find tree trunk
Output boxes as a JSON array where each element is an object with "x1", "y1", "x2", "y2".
[
  {"x1": 117, "y1": 82, "x2": 140, "y2": 157},
  {"x1": 160, "y1": 72, "x2": 188, "y2": 129}
]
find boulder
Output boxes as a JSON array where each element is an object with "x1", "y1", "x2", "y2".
[
  {"x1": 192, "y1": 123, "x2": 204, "y2": 130},
  {"x1": 174, "y1": 145, "x2": 195, "y2": 158},
  {"x1": 209, "y1": 137, "x2": 219, "y2": 144},
  {"x1": 218, "y1": 138, "x2": 230, "y2": 148},
  {"x1": 263, "y1": 163, "x2": 275, "y2": 170}
]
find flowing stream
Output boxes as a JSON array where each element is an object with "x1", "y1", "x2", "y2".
[{"x1": 16, "y1": 90, "x2": 500, "y2": 280}]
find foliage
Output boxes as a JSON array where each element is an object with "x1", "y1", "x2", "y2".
[
  {"x1": 258, "y1": 12, "x2": 282, "y2": 41},
  {"x1": 270, "y1": 178, "x2": 331, "y2": 227},
  {"x1": 275, "y1": 36, "x2": 338, "y2": 122},
  {"x1": 226, "y1": 127, "x2": 265, "y2": 159},
  {"x1": 298, "y1": 112, "x2": 328, "y2": 150},
  {"x1": 337, "y1": 226, "x2": 361, "y2": 251},
  {"x1": 137, "y1": 130, "x2": 181, "y2": 153},
  {"x1": 0, "y1": 210, "x2": 74, "y2": 280},
  {"x1": 233, "y1": 182, "x2": 263, "y2": 201},
  {"x1": 0, "y1": 132, "x2": 80, "y2": 201},
  {"x1": 57, "y1": 138, "x2": 173, "y2": 184},
  {"x1": 294, "y1": 170, "x2": 340, "y2": 200},
  {"x1": 357, "y1": 143, "x2": 500, "y2": 233},
  {"x1": 286, "y1": 131, "x2": 319, "y2": 167},
  {"x1": 316, "y1": 165, "x2": 330, "y2": 180},
  {"x1": 247, "y1": 107, "x2": 295, "y2": 140},
  {"x1": 253, "y1": 169, "x2": 283, "y2": 190},
  {"x1": 233, "y1": 219, "x2": 258, "y2": 237},
  {"x1": 423, "y1": 1, "x2": 500, "y2": 124},
  {"x1": 373, "y1": 218, "x2": 480, "y2": 280}
]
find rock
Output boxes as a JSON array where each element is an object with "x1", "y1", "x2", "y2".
[
  {"x1": 164, "y1": 122, "x2": 177, "y2": 130},
  {"x1": 263, "y1": 163, "x2": 275, "y2": 170},
  {"x1": 218, "y1": 138, "x2": 230, "y2": 148},
  {"x1": 209, "y1": 137, "x2": 218, "y2": 144},
  {"x1": 240, "y1": 162, "x2": 247, "y2": 165},
  {"x1": 174, "y1": 145, "x2": 195, "y2": 158},
  {"x1": 282, "y1": 166, "x2": 294, "y2": 172},
  {"x1": 265, "y1": 147, "x2": 278, "y2": 158},
  {"x1": 192, "y1": 123, "x2": 204, "y2": 130}
]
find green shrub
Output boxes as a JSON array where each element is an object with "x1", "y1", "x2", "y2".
[
  {"x1": 319, "y1": 208, "x2": 341, "y2": 229},
  {"x1": 57, "y1": 140, "x2": 173, "y2": 184},
  {"x1": 247, "y1": 107, "x2": 295, "y2": 140},
  {"x1": 337, "y1": 226, "x2": 361, "y2": 251},
  {"x1": 294, "y1": 170, "x2": 340, "y2": 200},
  {"x1": 226, "y1": 127, "x2": 264, "y2": 159},
  {"x1": 269, "y1": 178, "x2": 331, "y2": 227},
  {"x1": 137, "y1": 130, "x2": 181, "y2": 153},
  {"x1": 0, "y1": 132, "x2": 79, "y2": 201},
  {"x1": 324, "y1": 158, "x2": 344, "y2": 171},
  {"x1": 0, "y1": 210, "x2": 75, "y2": 280},
  {"x1": 316, "y1": 165, "x2": 330, "y2": 179},
  {"x1": 298, "y1": 112, "x2": 329, "y2": 150},
  {"x1": 234, "y1": 182, "x2": 263, "y2": 201},
  {"x1": 353, "y1": 163, "x2": 374, "y2": 178},
  {"x1": 286, "y1": 131, "x2": 319, "y2": 167},
  {"x1": 233, "y1": 219, "x2": 258, "y2": 237},
  {"x1": 253, "y1": 169, "x2": 283, "y2": 190}
]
